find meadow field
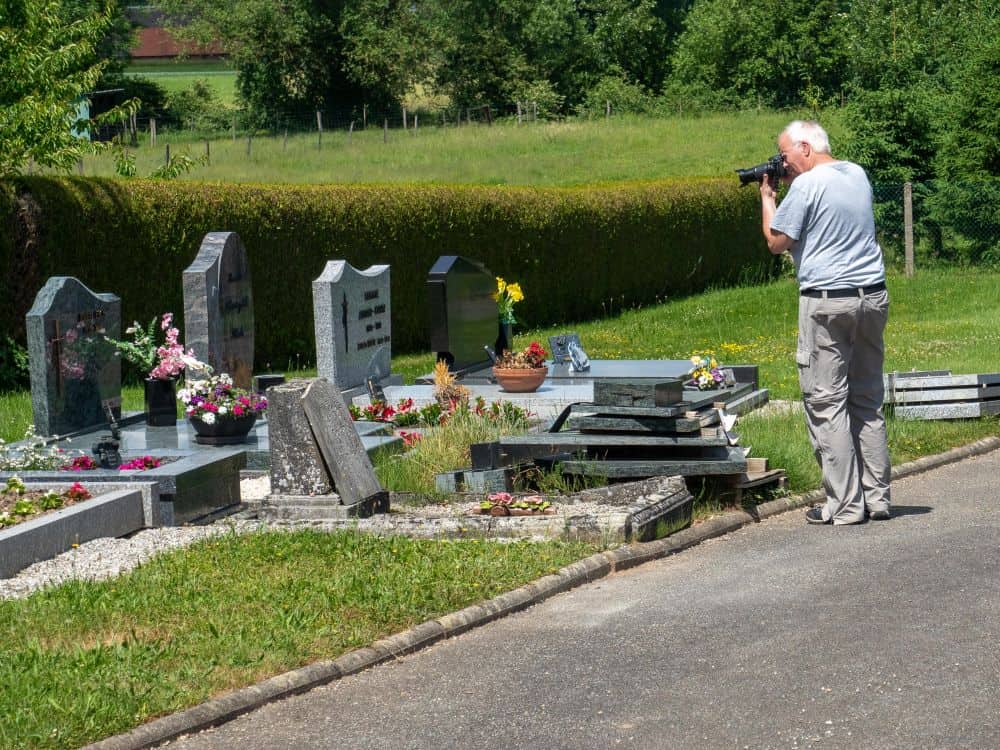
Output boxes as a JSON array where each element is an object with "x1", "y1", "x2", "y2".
[
  {"x1": 124, "y1": 59, "x2": 237, "y2": 104},
  {"x1": 78, "y1": 110, "x2": 837, "y2": 186}
]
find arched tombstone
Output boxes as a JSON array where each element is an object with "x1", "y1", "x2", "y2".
[
  {"x1": 25, "y1": 277, "x2": 121, "y2": 436},
  {"x1": 312, "y1": 260, "x2": 393, "y2": 394},
  {"x1": 182, "y1": 232, "x2": 254, "y2": 389}
]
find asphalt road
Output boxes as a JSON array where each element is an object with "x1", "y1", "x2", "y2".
[{"x1": 165, "y1": 451, "x2": 1000, "y2": 750}]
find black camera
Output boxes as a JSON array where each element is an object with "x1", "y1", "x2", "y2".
[{"x1": 736, "y1": 153, "x2": 786, "y2": 187}]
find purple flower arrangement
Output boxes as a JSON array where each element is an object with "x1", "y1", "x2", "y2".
[{"x1": 178, "y1": 373, "x2": 267, "y2": 425}]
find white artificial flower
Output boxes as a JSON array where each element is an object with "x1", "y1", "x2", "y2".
[
  {"x1": 218, "y1": 406, "x2": 228, "y2": 415},
  {"x1": 177, "y1": 389, "x2": 190, "y2": 403},
  {"x1": 201, "y1": 412, "x2": 216, "y2": 425}
]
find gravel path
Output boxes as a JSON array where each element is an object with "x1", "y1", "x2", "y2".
[
  {"x1": 1, "y1": 476, "x2": 608, "y2": 600},
  {"x1": 0, "y1": 478, "x2": 273, "y2": 600}
]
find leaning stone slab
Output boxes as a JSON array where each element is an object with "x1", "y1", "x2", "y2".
[
  {"x1": 0, "y1": 482, "x2": 154, "y2": 578},
  {"x1": 267, "y1": 380, "x2": 335, "y2": 496},
  {"x1": 301, "y1": 378, "x2": 389, "y2": 514}
]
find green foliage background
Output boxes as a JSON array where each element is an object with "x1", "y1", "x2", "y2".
[{"x1": 0, "y1": 176, "x2": 772, "y2": 368}]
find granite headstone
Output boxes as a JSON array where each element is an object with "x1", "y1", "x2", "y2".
[
  {"x1": 182, "y1": 232, "x2": 254, "y2": 389},
  {"x1": 26, "y1": 277, "x2": 121, "y2": 436},
  {"x1": 427, "y1": 255, "x2": 497, "y2": 375},
  {"x1": 313, "y1": 260, "x2": 392, "y2": 392}
]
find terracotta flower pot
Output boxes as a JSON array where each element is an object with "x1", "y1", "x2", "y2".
[{"x1": 492, "y1": 366, "x2": 547, "y2": 393}]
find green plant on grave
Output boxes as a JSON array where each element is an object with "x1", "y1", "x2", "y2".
[
  {"x1": 513, "y1": 463, "x2": 607, "y2": 495},
  {"x1": 11, "y1": 498, "x2": 36, "y2": 516},
  {"x1": 0, "y1": 425, "x2": 82, "y2": 471},
  {"x1": 38, "y1": 490, "x2": 64, "y2": 510},
  {"x1": 3, "y1": 474, "x2": 27, "y2": 495}
]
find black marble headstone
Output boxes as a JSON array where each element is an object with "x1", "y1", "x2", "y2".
[
  {"x1": 427, "y1": 256, "x2": 497, "y2": 375},
  {"x1": 183, "y1": 232, "x2": 255, "y2": 390},
  {"x1": 26, "y1": 277, "x2": 121, "y2": 436}
]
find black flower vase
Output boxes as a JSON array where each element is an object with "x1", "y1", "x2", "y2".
[
  {"x1": 495, "y1": 321, "x2": 513, "y2": 358},
  {"x1": 144, "y1": 377, "x2": 177, "y2": 426}
]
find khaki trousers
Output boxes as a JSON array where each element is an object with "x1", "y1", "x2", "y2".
[{"x1": 797, "y1": 289, "x2": 891, "y2": 524}]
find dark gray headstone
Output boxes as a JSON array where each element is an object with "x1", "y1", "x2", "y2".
[
  {"x1": 26, "y1": 277, "x2": 121, "y2": 436},
  {"x1": 428, "y1": 255, "x2": 496, "y2": 374},
  {"x1": 313, "y1": 261, "x2": 392, "y2": 392},
  {"x1": 183, "y1": 232, "x2": 254, "y2": 390}
]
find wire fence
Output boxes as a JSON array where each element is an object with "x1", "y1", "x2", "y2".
[
  {"x1": 874, "y1": 181, "x2": 1000, "y2": 269},
  {"x1": 96, "y1": 99, "x2": 568, "y2": 144}
]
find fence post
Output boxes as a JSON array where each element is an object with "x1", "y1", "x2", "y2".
[
  {"x1": 316, "y1": 111, "x2": 323, "y2": 149},
  {"x1": 77, "y1": 158, "x2": 84, "y2": 175},
  {"x1": 150, "y1": 117, "x2": 157, "y2": 147},
  {"x1": 348, "y1": 120, "x2": 354, "y2": 142},
  {"x1": 402, "y1": 106, "x2": 407, "y2": 130},
  {"x1": 606, "y1": 100, "x2": 611, "y2": 119},
  {"x1": 903, "y1": 181, "x2": 914, "y2": 278},
  {"x1": 517, "y1": 101, "x2": 522, "y2": 125},
  {"x1": 205, "y1": 139, "x2": 210, "y2": 164},
  {"x1": 363, "y1": 104, "x2": 367, "y2": 129},
  {"x1": 532, "y1": 101, "x2": 537, "y2": 121},
  {"x1": 383, "y1": 118, "x2": 388, "y2": 143}
]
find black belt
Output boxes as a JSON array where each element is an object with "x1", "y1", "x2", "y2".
[{"x1": 800, "y1": 281, "x2": 886, "y2": 298}]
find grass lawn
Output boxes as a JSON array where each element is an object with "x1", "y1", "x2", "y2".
[
  {"x1": 76, "y1": 109, "x2": 839, "y2": 185},
  {"x1": 0, "y1": 531, "x2": 595, "y2": 750}
]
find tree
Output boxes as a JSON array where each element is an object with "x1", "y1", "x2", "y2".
[
  {"x1": 666, "y1": 0, "x2": 851, "y2": 108},
  {"x1": 0, "y1": 0, "x2": 136, "y2": 176},
  {"x1": 158, "y1": 0, "x2": 434, "y2": 121}
]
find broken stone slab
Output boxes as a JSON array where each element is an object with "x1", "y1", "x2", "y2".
[{"x1": 592, "y1": 379, "x2": 684, "y2": 408}]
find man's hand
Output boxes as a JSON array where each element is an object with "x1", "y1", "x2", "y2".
[
  {"x1": 759, "y1": 174, "x2": 793, "y2": 255},
  {"x1": 759, "y1": 174, "x2": 778, "y2": 201}
]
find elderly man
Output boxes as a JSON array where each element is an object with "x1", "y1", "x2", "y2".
[{"x1": 759, "y1": 120, "x2": 891, "y2": 525}]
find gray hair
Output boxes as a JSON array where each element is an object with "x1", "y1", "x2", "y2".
[{"x1": 782, "y1": 120, "x2": 831, "y2": 154}]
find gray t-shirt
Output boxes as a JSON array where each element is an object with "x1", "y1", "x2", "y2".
[{"x1": 771, "y1": 161, "x2": 885, "y2": 289}]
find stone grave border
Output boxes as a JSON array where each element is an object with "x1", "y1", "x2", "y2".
[
  {"x1": 1, "y1": 448, "x2": 246, "y2": 527},
  {"x1": 1, "y1": 481, "x2": 157, "y2": 578}
]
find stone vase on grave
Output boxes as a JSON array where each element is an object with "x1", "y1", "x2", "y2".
[
  {"x1": 189, "y1": 412, "x2": 257, "y2": 445},
  {"x1": 144, "y1": 377, "x2": 178, "y2": 426},
  {"x1": 495, "y1": 321, "x2": 514, "y2": 358}
]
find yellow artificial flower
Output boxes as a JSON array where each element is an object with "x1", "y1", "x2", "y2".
[{"x1": 508, "y1": 283, "x2": 524, "y2": 302}]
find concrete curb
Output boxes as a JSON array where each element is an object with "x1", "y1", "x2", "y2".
[{"x1": 83, "y1": 436, "x2": 1000, "y2": 750}]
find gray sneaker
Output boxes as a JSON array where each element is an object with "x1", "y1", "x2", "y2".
[{"x1": 868, "y1": 508, "x2": 891, "y2": 521}]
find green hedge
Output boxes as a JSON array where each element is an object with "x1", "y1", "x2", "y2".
[{"x1": 0, "y1": 177, "x2": 772, "y2": 369}]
